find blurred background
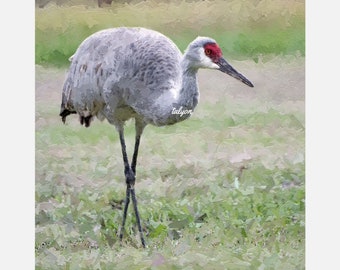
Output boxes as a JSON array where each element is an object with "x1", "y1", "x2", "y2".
[{"x1": 35, "y1": 0, "x2": 304, "y2": 66}]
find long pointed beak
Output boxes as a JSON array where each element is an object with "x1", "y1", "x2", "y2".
[{"x1": 217, "y1": 57, "x2": 254, "y2": 87}]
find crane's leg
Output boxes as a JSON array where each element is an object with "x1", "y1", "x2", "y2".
[
  {"x1": 131, "y1": 123, "x2": 143, "y2": 174},
  {"x1": 118, "y1": 124, "x2": 146, "y2": 248},
  {"x1": 130, "y1": 122, "x2": 145, "y2": 247},
  {"x1": 118, "y1": 127, "x2": 133, "y2": 243}
]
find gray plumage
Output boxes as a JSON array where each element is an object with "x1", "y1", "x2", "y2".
[
  {"x1": 59, "y1": 27, "x2": 254, "y2": 247},
  {"x1": 62, "y1": 28, "x2": 190, "y2": 128}
]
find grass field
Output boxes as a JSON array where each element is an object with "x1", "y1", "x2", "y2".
[{"x1": 35, "y1": 1, "x2": 305, "y2": 269}]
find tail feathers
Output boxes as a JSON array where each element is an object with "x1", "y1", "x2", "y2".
[
  {"x1": 80, "y1": 115, "x2": 93, "y2": 127},
  {"x1": 60, "y1": 106, "x2": 93, "y2": 128},
  {"x1": 59, "y1": 107, "x2": 76, "y2": 124}
]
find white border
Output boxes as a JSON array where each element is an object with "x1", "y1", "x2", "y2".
[
  {"x1": 1, "y1": 1, "x2": 35, "y2": 269},
  {"x1": 306, "y1": 0, "x2": 340, "y2": 269}
]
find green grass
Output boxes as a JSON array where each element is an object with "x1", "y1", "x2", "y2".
[
  {"x1": 35, "y1": 0, "x2": 305, "y2": 66},
  {"x1": 36, "y1": 111, "x2": 305, "y2": 268}
]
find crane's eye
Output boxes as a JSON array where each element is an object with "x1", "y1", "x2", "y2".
[{"x1": 205, "y1": 48, "x2": 212, "y2": 56}]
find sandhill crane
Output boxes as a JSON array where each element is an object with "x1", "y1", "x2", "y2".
[{"x1": 60, "y1": 27, "x2": 254, "y2": 248}]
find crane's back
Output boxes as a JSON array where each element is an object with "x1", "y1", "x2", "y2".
[{"x1": 60, "y1": 27, "x2": 183, "y2": 127}]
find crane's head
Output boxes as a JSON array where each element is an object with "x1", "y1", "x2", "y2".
[{"x1": 185, "y1": 37, "x2": 254, "y2": 87}]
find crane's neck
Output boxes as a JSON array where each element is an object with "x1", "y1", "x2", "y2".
[
  {"x1": 149, "y1": 55, "x2": 200, "y2": 126},
  {"x1": 167, "y1": 58, "x2": 200, "y2": 123},
  {"x1": 179, "y1": 62, "x2": 199, "y2": 108}
]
